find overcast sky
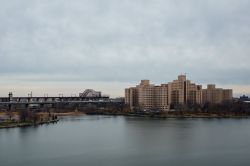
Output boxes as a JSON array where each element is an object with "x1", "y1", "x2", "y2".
[{"x1": 0, "y1": 0, "x2": 250, "y2": 97}]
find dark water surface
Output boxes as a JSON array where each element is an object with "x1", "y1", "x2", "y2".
[{"x1": 1, "y1": 116, "x2": 250, "y2": 166}]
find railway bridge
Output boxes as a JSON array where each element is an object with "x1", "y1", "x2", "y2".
[{"x1": 0, "y1": 96, "x2": 124, "y2": 112}]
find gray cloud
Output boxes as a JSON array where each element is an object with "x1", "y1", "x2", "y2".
[{"x1": 0, "y1": 0, "x2": 250, "y2": 96}]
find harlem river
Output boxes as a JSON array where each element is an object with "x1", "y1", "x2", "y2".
[{"x1": 1, "y1": 116, "x2": 250, "y2": 166}]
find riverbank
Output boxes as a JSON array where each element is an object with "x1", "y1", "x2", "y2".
[
  {"x1": 126, "y1": 114, "x2": 250, "y2": 119},
  {"x1": 0, "y1": 111, "x2": 86, "y2": 129},
  {"x1": 1, "y1": 111, "x2": 249, "y2": 129},
  {"x1": 0, "y1": 119, "x2": 59, "y2": 129},
  {"x1": 54, "y1": 112, "x2": 86, "y2": 116},
  {"x1": 84, "y1": 111, "x2": 250, "y2": 119}
]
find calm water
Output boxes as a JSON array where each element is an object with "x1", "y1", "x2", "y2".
[{"x1": 1, "y1": 116, "x2": 250, "y2": 166}]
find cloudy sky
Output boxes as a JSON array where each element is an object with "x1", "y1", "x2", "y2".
[{"x1": 0, "y1": 0, "x2": 250, "y2": 97}]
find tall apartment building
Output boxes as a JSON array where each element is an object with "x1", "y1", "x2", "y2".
[
  {"x1": 125, "y1": 75, "x2": 233, "y2": 111},
  {"x1": 202, "y1": 84, "x2": 233, "y2": 104},
  {"x1": 154, "y1": 84, "x2": 169, "y2": 111},
  {"x1": 137, "y1": 80, "x2": 155, "y2": 110},
  {"x1": 168, "y1": 75, "x2": 202, "y2": 105},
  {"x1": 125, "y1": 87, "x2": 138, "y2": 110},
  {"x1": 125, "y1": 80, "x2": 169, "y2": 111},
  {"x1": 125, "y1": 75, "x2": 202, "y2": 111}
]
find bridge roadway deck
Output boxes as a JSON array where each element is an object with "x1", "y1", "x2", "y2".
[{"x1": 0, "y1": 100, "x2": 122, "y2": 105}]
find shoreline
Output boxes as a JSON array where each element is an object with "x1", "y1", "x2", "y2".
[
  {"x1": 0, "y1": 119, "x2": 59, "y2": 129},
  {"x1": 54, "y1": 112, "x2": 86, "y2": 116},
  {"x1": 84, "y1": 112, "x2": 250, "y2": 119},
  {"x1": 47, "y1": 111, "x2": 250, "y2": 119},
  {"x1": 125, "y1": 114, "x2": 250, "y2": 119},
  {"x1": 1, "y1": 111, "x2": 249, "y2": 129},
  {"x1": 0, "y1": 111, "x2": 84, "y2": 129}
]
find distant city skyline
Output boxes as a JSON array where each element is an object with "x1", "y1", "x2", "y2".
[{"x1": 0, "y1": 0, "x2": 250, "y2": 97}]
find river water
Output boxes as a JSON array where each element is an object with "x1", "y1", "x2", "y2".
[{"x1": 1, "y1": 116, "x2": 250, "y2": 166}]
